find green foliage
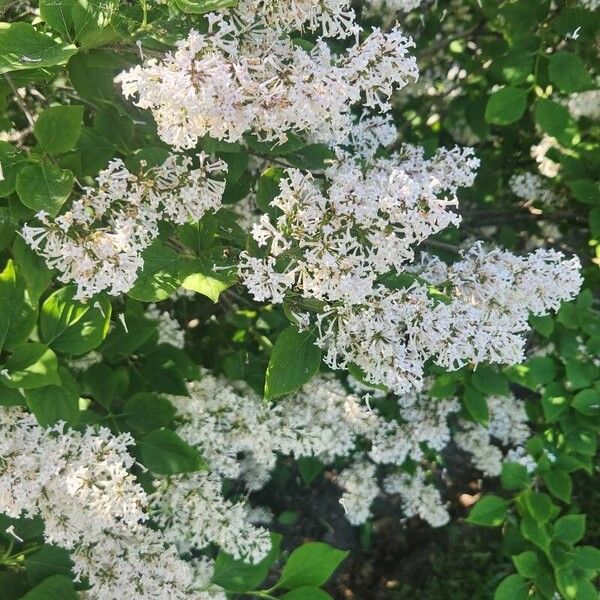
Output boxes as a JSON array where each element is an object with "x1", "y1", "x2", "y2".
[
  {"x1": 213, "y1": 533, "x2": 282, "y2": 592},
  {"x1": 40, "y1": 286, "x2": 111, "y2": 356},
  {"x1": 34, "y1": 105, "x2": 84, "y2": 155},
  {"x1": 16, "y1": 164, "x2": 74, "y2": 216},
  {"x1": 548, "y1": 52, "x2": 595, "y2": 93},
  {"x1": 171, "y1": 0, "x2": 239, "y2": 14},
  {"x1": 0, "y1": 1, "x2": 598, "y2": 599},
  {"x1": 25, "y1": 380, "x2": 79, "y2": 427},
  {"x1": 277, "y1": 542, "x2": 348, "y2": 589},
  {"x1": 485, "y1": 87, "x2": 528, "y2": 125},
  {"x1": 0, "y1": 22, "x2": 77, "y2": 74},
  {"x1": 467, "y1": 495, "x2": 510, "y2": 527},
  {"x1": 264, "y1": 326, "x2": 322, "y2": 399},
  {"x1": 137, "y1": 428, "x2": 207, "y2": 474},
  {"x1": 3, "y1": 342, "x2": 60, "y2": 389}
]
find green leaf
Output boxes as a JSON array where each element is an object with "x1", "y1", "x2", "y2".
[
  {"x1": 428, "y1": 373, "x2": 457, "y2": 398},
  {"x1": 520, "y1": 515, "x2": 551, "y2": 551},
  {"x1": 471, "y1": 365, "x2": 510, "y2": 396},
  {"x1": 256, "y1": 167, "x2": 285, "y2": 217},
  {"x1": 501, "y1": 462, "x2": 530, "y2": 491},
  {"x1": 541, "y1": 385, "x2": 568, "y2": 422},
  {"x1": 264, "y1": 326, "x2": 322, "y2": 399},
  {"x1": 245, "y1": 132, "x2": 307, "y2": 156},
  {"x1": 554, "y1": 514, "x2": 585, "y2": 545},
  {"x1": 568, "y1": 180, "x2": 600, "y2": 205},
  {"x1": 213, "y1": 533, "x2": 281, "y2": 592},
  {"x1": 24, "y1": 545, "x2": 73, "y2": 587},
  {"x1": 81, "y1": 363, "x2": 128, "y2": 410},
  {"x1": 278, "y1": 542, "x2": 348, "y2": 589},
  {"x1": 590, "y1": 207, "x2": 600, "y2": 239},
  {"x1": 20, "y1": 574, "x2": 77, "y2": 600},
  {"x1": 70, "y1": 0, "x2": 121, "y2": 48},
  {"x1": 0, "y1": 141, "x2": 26, "y2": 197},
  {"x1": 298, "y1": 456, "x2": 324, "y2": 486},
  {"x1": 542, "y1": 469, "x2": 572, "y2": 502},
  {"x1": 4, "y1": 342, "x2": 61, "y2": 389},
  {"x1": 0, "y1": 381, "x2": 25, "y2": 406},
  {"x1": 68, "y1": 51, "x2": 120, "y2": 103},
  {"x1": 16, "y1": 163, "x2": 74, "y2": 216},
  {"x1": 462, "y1": 385, "x2": 489, "y2": 425},
  {"x1": 281, "y1": 589, "x2": 334, "y2": 600},
  {"x1": 494, "y1": 574, "x2": 529, "y2": 600},
  {"x1": 0, "y1": 259, "x2": 35, "y2": 353},
  {"x1": 286, "y1": 144, "x2": 337, "y2": 171},
  {"x1": 25, "y1": 382, "x2": 79, "y2": 427},
  {"x1": 0, "y1": 571, "x2": 28, "y2": 599},
  {"x1": 75, "y1": 127, "x2": 116, "y2": 176},
  {"x1": 567, "y1": 429, "x2": 596, "y2": 456},
  {"x1": 467, "y1": 495, "x2": 509, "y2": 527},
  {"x1": 529, "y1": 314, "x2": 554, "y2": 337},
  {"x1": 34, "y1": 105, "x2": 84, "y2": 155},
  {"x1": 572, "y1": 388, "x2": 600, "y2": 416},
  {"x1": 524, "y1": 491, "x2": 553, "y2": 524},
  {"x1": 534, "y1": 99, "x2": 580, "y2": 147},
  {"x1": 278, "y1": 511, "x2": 300, "y2": 526},
  {"x1": 122, "y1": 393, "x2": 176, "y2": 433},
  {"x1": 40, "y1": 286, "x2": 111, "y2": 356},
  {"x1": 93, "y1": 106, "x2": 134, "y2": 153},
  {"x1": 548, "y1": 52, "x2": 594, "y2": 93},
  {"x1": 496, "y1": 50, "x2": 534, "y2": 85},
  {"x1": 570, "y1": 546, "x2": 600, "y2": 571},
  {"x1": 127, "y1": 242, "x2": 183, "y2": 302},
  {"x1": 0, "y1": 22, "x2": 77, "y2": 74},
  {"x1": 138, "y1": 346, "x2": 196, "y2": 396},
  {"x1": 512, "y1": 550, "x2": 539, "y2": 578},
  {"x1": 181, "y1": 256, "x2": 237, "y2": 303},
  {"x1": 138, "y1": 428, "x2": 206, "y2": 474},
  {"x1": 484, "y1": 87, "x2": 528, "y2": 125},
  {"x1": 99, "y1": 308, "x2": 155, "y2": 361},
  {"x1": 39, "y1": 0, "x2": 76, "y2": 38},
  {"x1": 565, "y1": 359, "x2": 597, "y2": 390},
  {"x1": 13, "y1": 236, "x2": 53, "y2": 302},
  {"x1": 555, "y1": 568, "x2": 591, "y2": 600},
  {"x1": 173, "y1": 0, "x2": 238, "y2": 14},
  {"x1": 527, "y1": 357, "x2": 557, "y2": 386}
]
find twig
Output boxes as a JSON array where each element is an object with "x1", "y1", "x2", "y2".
[{"x1": 4, "y1": 74, "x2": 35, "y2": 127}]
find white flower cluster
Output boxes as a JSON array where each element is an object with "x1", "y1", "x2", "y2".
[
  {"x1": 367, "y1": 0, "x2": 424, "y2": 12},
  {"x1": 345, "y1": 114, "x2": 398, "y2": 160},
  {"x1": 531, "y1": 135, "x2": 561, "y2": 178},
  {"x1": 21, "y1": 154, "x2": 226, "y2": 299},
  {"x1": 567, "y1": 88, "x2": 600, "y2": 121},
  {"x1": 117, "y1": 14, "x2": 417, "y2": 149},
  {"x1": 0, "y1": 409, "x2": 263, "y2": 599},
  {"x1": 240, "y1": 146, "x2": 580, "y2": 392},
  {"x1": 384, "y1": 467, "x2": 450, "y2": 527},
  {"x1": 369, "y1": 393, "x2": 460, "y2": 465},
  {"x1": 509, "y1": 172, "x2": 563, "y2": 208},
  {"x1": 578, "y1": 0, "x2": 599, "y2": 10},
  {"x1": 241, "y1": 146, "x2": 476, "y2": 307},
  {"x1": 337, "y1": 459, "x2": 379, "y2": 525},
  {"x1": 170, "y1": 372, "x2": 461, "y2": 528},
  {"x1": 74, "y1": 529, "x2": 225, "y2": 600},
  {"x1": 151, "y1": 472, "x2": 273, "y2": 564},
  {"x1": 0, "y1": 410, "x2": 147, "y2": 549},
  {"x1": 169, "y1": 374, "x2": 280, "y2": 488},
  {"x1": 170, "y1": 372, "x2": 378, "y2": 489},
  {"x1": 455, "y1": 394, "x2": 532, "y2": 477},
  {"x1": 276, "y1": 375, "x2": 381, "y2": 462},
  {"x1": 146, "y1": 304, "x2": 186, "y2": 348},
  {"x1": 234, "y1": 0, "x2": 358, "y2": 38}
]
